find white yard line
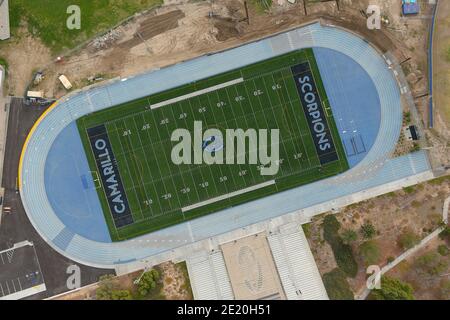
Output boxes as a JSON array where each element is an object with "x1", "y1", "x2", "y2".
[
  {"x1": 150, "y1": 78, "x2": 244, "y2": 110},
  {"x1": 181, "y1": 180, "x2": 276, "y2": 212}
]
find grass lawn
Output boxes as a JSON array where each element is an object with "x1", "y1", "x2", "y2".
[{"x1": 9, "y1": 0, "x2": 163, "y2": 52}]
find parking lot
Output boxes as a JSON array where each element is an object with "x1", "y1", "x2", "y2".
[
  {"x1": 0, "y1": 98, "x2": 113, "y2": 299},
  {"x1": 0, "y1": 241, "x2": 46, "y2": 299}
]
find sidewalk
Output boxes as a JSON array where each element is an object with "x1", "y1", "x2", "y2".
[{"x1": 0, "y1": 65, "x2": 9, "y2": 225}]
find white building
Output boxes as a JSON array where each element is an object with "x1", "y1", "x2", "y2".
[{"x1": 0, "y1": 0, "x2": 10, "y2": 41}]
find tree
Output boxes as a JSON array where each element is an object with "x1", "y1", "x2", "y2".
[
  {"x1": 359, "y1": 240, "x2": 380, "y2": 266},
  {"x1": 136, "y1": 269, "x2": 160, "y2": 297},
  {"x1": 323, "y1": 268, "x2": 354, "y2": 300},
  {"x1": 110, "y1": 290, "x2": 132, "y2": 300},
  {"x1": 323, "y1": 214, "x2": 341, "y2": 240},
  {"x1": 360, "y1": 222, "x2": 376, "y2": 239},
  {"x1": 370, "y1": 276, "x2": 414, "y2": 300},
  {"x1": 322, "y1": 215, "x2": 358, "y2": 277},
  {"x1": 397, "y1": 229, "x2": 420, "y2": 250},
  {"x1": 96, "y1": 274, "x2": 117, "y2": 300},
  {"x1": 341, "y1": 229, "x2": 357, "y2": 244}
]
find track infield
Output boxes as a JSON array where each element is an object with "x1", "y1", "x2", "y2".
[{"x1": 77, "y1": 48, "x2": 349, "y2": 241}]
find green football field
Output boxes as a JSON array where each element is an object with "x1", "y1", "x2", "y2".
[{"x1": 77, "y1": 48, "x2": 349, "y2": 241}]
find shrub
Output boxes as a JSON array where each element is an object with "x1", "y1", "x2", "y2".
[
  {"x1": 323, "y1": 214, "x2": 341, "y2": 240},
  {"x1": 437, "y1": 244, "x2": 449, "y2": 256},
  {"x1": 341, "y1": 229, "x2": 357, "y2": 244},
  {"x1": 415, "y1": 252, "x2": 448, "y2": 276},
  {"x1": 323, "y1": 268, "x2": 354, "y2": 300},
  {"x1": 397, "y1": 229, "x2": 420, "y2": 250},
  {"x1": 110, "y1": 290, "x2": 132, "y2": 300},
  {"x1": 322, "y1": 215, "x2": 358, "y2": 277},
  {"x1": 439, "y1": 279, "x2": 450, "y2": 300},
  {"x1": 251, "y1": 0, "x2": 272, "y2": 11},
  {"x1": 370, "y1": 276, "x2": 414, "y2": 300},
  {"x1": 359, "y1": 240, "x2": 380, "y2": 266},
  {"x1": 403, "y1": 186, "x2": 415, "y2": 194},
  {"x1": 360, "y1": 222, "x2": 376, "y2": 239},
  {"x1": 439, "y1": 226, "x2": 450, "y2": 243},
  {"x1": 96, "y1": 274, "x2": 132, "y2": 300},
  {"x1": 0, "y1": 57, "x2": 8, "y2": 72},
  {"x1": 302, "y1": 223, "x2": 312, "y2": 239}
]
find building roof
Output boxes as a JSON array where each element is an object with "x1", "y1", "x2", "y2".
[
  {"x1": 220, "y1": 233, "x2": 285, "y2": 300},
  {"x1": 186, "y1": 224, "x2": 328, "y2": 300},
  {"x1": 186, "y1": 251, "x2": 234, "y2": 300},
  {"x1": 268, "y1": 223, "x2": 329, "y2": 300},
  {"x1": 0, "y1": 0, "x2": 10, "y2": 41},
  {"x1": 402, "y1": 0, "x2": 420, "y2": 15}
]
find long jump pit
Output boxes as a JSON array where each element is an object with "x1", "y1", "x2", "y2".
[{"x1": 220, "y1": 233, "x2": 285, "y2": 300}]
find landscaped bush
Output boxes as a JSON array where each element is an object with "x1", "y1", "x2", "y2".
[
  {"x1": 136, "y1": 269, "x2": 160, "y2": 298},
  {"x1": 397, "y1": 229, "x2": 420, "y2": 250},
  {"x1": 302, "y1": 223, "x2": 312, "y2": 239},
  {"x1": 370, "y1": 276, "x2": 414, "y2": 300},
  {"x1": 341, "y1": 229, "x2": 357, "y2": 244},
  {"x1": 415, "y1": 252, "x2": 448, "y2": 276},
  {"x1": 96, "y1": 274, "x2": 133, "y2": 300},
  {"x1": 360, "y1": 222, "x2": 376, "y2": 239},
  {"x1": 322, "y1": 268, "x2": 354, "y2": 300},
  {"x1": 323, "y1": 215, "x2": 358, "y2": 277},
  {"x1": 439, "y1": 225, "x2": 450, "y2": 243},
  {"x1": 437, "y1": 244, "x2": 449, "y2": 256},
  {"x1": 359, "y1": 240, "x2": 380, "y2": 266}
]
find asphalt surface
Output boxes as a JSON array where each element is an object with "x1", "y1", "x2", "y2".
[
  {"x1": 0, "y1": 97, "x2": 113, "y2": 299},
  {"x1": 0, "y1": 243, "x2": 44, "y2": 298}
]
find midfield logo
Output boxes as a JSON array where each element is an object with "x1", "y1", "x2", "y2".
[{"x1": 171, "y1": 121, "x2": 280, "y2": 176}]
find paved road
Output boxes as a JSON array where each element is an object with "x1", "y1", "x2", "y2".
[{"x1": 0, "y1": 98, "x2": 113, "y2": 299}]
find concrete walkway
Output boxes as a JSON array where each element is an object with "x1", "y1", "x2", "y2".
[
  {"x1": 356, "y1": 195, "x2": 450, "y2": 300},
  {"x1": 0, "y1": 65, "x2": 8, "y2": 226}
]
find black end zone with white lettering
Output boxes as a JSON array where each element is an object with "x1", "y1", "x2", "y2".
[
  {"x1": 87, "y1": 125, "x2": 134, "y2": 228},
  {"x1": 291, "y1": 62, "x2": 339, "y2": 165}
]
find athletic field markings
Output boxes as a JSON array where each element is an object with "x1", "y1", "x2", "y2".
[
  {"x1": 77, "y1": 49, "x2": 349, "y2": 240},
  {"x1": 150, "y1": 78, "x2": 244, "y2": 110},
  {"x1": 131, "y1": 115, "x2": 158, "y2": 218},
  {"x1": 113, "y1": 121, "x2": 146, "y2": 221},
  {"x1": 258, "y1": 76, "x2": 294, "y2": 177},
  {"x1": 105, "y1": 73, "x2": 319, "y2": 219},
  {"x1": 181, "y1": 180, "x2": 276, "y2": 212}
]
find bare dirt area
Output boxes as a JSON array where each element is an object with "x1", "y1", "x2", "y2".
[
  {"x1": 52, "y1": 261, "x2": 192, "y2": 300},
  {"x1": 0, "y1": 28, "x2": 52, "y2": 96},
  {"x1": 432, "y1": 0, "x2": 450, "y2": 140},
  {"x1": 387, "y1": 237, "x2": 449, "y2": 300},
  {"x1": 306, "y1": 176, "x2": 450, "y2": 297},
  {"x1": 22, "y1": 0, "x2": 449, "y2": 170},
  {"x1": 28, "y1": 0, "x2": 416, "y2": 100},
  {"x1": 1, "y1": 1, "x2": 439, "y2": 145},
  {"x1": 159, "y1": 261, "x2": 193, "y2": 300},
  {"x1": 52, "y1": 270, "x2": 140, "y2": 300}
]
